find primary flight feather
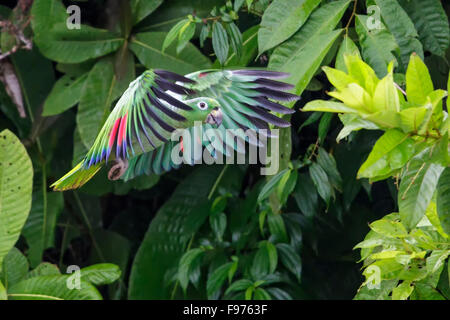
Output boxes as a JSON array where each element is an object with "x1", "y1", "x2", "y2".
[{"x1": 51, "y1": 68, "x2": 299, "y2": 191}]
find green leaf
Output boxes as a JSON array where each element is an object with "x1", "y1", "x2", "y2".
[
  {"x1": 370, "y1": 219, "x2": 408, "y2": 238},
  {"x1": 426, "y1": 250, "x2": 450, "y2": 274},
  {"x1": 207, "y1": 262, "x2": 234, "y2": 299},
  {"x1": 318, "y1": 113, "x2": 333, "y2": 143},
  {"x1": 212, "y1": 22, "x2": 229, "y2": 65},
  {"x1": 225, "y1": 279, "x2": 253, "y2": 295},
  {"x1": 258, "y1": 0, "x2": 321, "y2": 55},
  {"x1": 398, "y1": 151, "x2": 445, "y2": 230},
  {"x1": 257, "y1": 169, "x2": 289, "y2": 203},
  {"x1": 269, "y1": 0, "x2": 350, "y2": 96},
  {"x1": 392, "y1": 281, "x2": 414, "y2": 300},
  {"x1": 130, "y1": 32, "x2": 211, "y2": 74},
  {"x1": 276, "y1": 169, "x2": 297, "y2": 206},
  {"x1": 412, "y1": 283, "x2": 445, "y2": 300},
  {"x1": 374, "y1": 0, "x2": 423, "y2": 70},
  {"x1": 177, "y1": 21, "x2": 196, "y2": 54},
  {"x1": 210, "y1": 212, "x2": 227, "y2": 242},
  {"x1": 0, "y1": 130, "x2": 33, "y2": 268},
  {"x1": 406, "y1": 54, "x2": 434, "y2": 106},
  {"x1": 303, "y1": 100, "x2": 357, "y2": 113},
  {"x1": 0, "y1": 248, "x2": 28, "y2": 289},
  {"x1": 42, "y1": 73, "x2": 88, "y2": 116},
  {"x1": 276, "y1": 243, "x2": 302, "y2": 282},
  {"x1": 178, "y1": 248, "x2": 204, "y2": 292},
  {"x1": 22, "y1": 189, "x2": 63, "y2": 267},
  {"x1": 355, "y1": 14, "x2": 399, "y2": 78},
  {"x1": 226, "y1": 22, "x2": 243, "y2": 59},
  {"x1": 251, "y1": 241, "x2": 278, "y2": 279},
  {"x1": 130, "y1": 0, "x2": 163, "y2": 25},
  {"x1": 335, "y1": 35, "x2": 361, "y2": 73},
  {"x1": 26, "y1": 263, "x2": 60, "y2": 279},
  {"x1": 309, "y1": 162, "x2": 333, "y2": 205},
  {"x1": 436, "y1": 168, "x2": 450, "y2": 235},
  {"x1": 267, "y1": 211, "x2": 288, "y2": 243},
  {"x1": 354, "y1": 279, "x2": 397, "y2": 300},
  {"x1": 80, "y1": 264, "x2": 121, "y2": 286},
  {"x1": 8, "y1": 275, "x2": 102, "y2": 300},
  {"x1": 128, "y1": 166, "x2": 231, "y2": 299},
  {"x1": 357, "y1": 129, "x2": 412, "y2": 179},
  {"x1": 76, "y1": 58, "x2": 117, "y2": 148},
  {"x1": 221, "y1": 25, "x2": 259, "y2": 67},
  {"x1": 317, "y1": 148, "x2": 342, "y2": 191},
  {"x1": 254, "y1": 287, "x2": 272, "y2": 300},
  {"x1": 293, "y1": 173, "x2": 318, "y2": 218},
  {"x1": 398, "y1": 0, "x2": 450, "y2": 57},
  {"x1": 162, "y1": 19, "x2": 189, "y2": 52},
  {"x1": 0, "y1": 280, "x2": 6, "y2": 300}
]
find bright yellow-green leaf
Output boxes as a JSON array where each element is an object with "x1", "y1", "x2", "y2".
[
  {"x1": 322, "y1": 66, "x2": 356, "y2": 91},
  {"x1": 370, "y1": 219, "x2": 408, "y2": 238},
  {"x1": 363, "y1": 110, "x2": 402, "y2": 129},
  {"x1": 343, "y1": 54, "x2": 379, "y2": 94},
  {"x1": 373, "y1": 72, "x2": 400, "y2": 112},
  {"x1": 406, "y1": 53, "x2": 434, "y2": 106},
  {"x1": 399, "y1": 106, "x2": 429, "y2": 133},
  {"x1": 0, "y1": 280, "x2": 6, "y2": 300},
  {"x1": 358, "y1": 129, "x2": 411, "y2": 179},
  {"x1": 303, "y1": 100, "x2": 357, "y2": 113},
  {"x1": 328, "y1": 83, "x2": 374, "y2": 112},
  {"x1": 392, "y1": 281, "x2": 414, "y2": 300},
  {"x1": 335, "y1": 35, "x2": 361, "y2": 72},
  {"x1": 371, "y1": 250, "x2": 405, "y2": 260}
]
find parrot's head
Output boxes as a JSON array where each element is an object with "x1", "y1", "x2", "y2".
[{"x1": 186, "y1": 97, "x2": 222, "y2": 126}]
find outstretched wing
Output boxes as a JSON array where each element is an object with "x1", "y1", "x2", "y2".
[
  {"x1": 51, "y1": 69, "x2": 195, "y2": 191},
  {"x1": 123, "y1": 69, "x2": 298, "y2": 180}
]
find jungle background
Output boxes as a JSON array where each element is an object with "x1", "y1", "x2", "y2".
[{"x1": 0, "y1": 0, "x2": 449, "y2": 300}]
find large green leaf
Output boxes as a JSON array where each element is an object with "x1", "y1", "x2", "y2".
[
  {"x1": 0, "y1": 248, "x2": 28, "y2": 289},
  {"x1": 130, "y1": 0, "x2": 163, "y2": 25},
  {"x1": 405, "y1": 54, "x2": 434, "y2": 106},
  {"x1": 80, "y1": 264, "x2": 121, "y2": 286},
  {"x1": 128, "y1": 166, "x2": 231, "y2": 299},
  {"x1": 357, "y1": 129, "x2": 413, "y2": 179},
  {"x1": 399, "y1": 150, "x2": 445, "y2": 230},
  {"x1": 76, "y1": 55, "x2": 133, "y2": 149},
  {"x1": 258, "y1": 0, "x2": 321, "y2": 55},
  {"x1": 436, "y1": 168, "x2": 450, "y2": 235},
  {"x1": 42, "y1": 73, "x2": 88, "y2": 116},
  {"x1": 31, "y1": 0, "x2": 123, "y2": 63},
  {"x1": 0, "y1": 130, "x2": 33, "y2": 268},
  {"x1": 8, "y1": 276, "x2": 102, "y2": 300},
  {"x1": 22, "y1": 184, "x2": 63, "y2": 268},
  {"x1": 398, "y1": 0, "x2": 450, "y2": 57},
  {"x1": 269, "y1": 0, "x2": 350, "y2": 96},
  {"x1": 212, "y1": 22, "x2": 229, "y2": 66},
  {"x1": 355, "y1": 15, "x2": 399, "y2": 77},
  {"x1": 129, "y1": 32, "x2": 211, "y2": 75},
  {"x1": 219, "y1": 25, "x2": 259, "y2": 67},
  {"x1": 374, "y1": 0, "x2": 423, "y2": 70}
]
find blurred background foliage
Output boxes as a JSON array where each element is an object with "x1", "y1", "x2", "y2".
[{"x1": 0, "y1": 0, "x2": 448, "y2": 300}]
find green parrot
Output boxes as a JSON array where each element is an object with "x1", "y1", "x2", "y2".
[{"x1": 51, "y1": 69, "x2": 299, "y2": 191}]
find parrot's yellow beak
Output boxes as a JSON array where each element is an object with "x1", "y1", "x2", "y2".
[{"x1": 206, "y1": 107, "x2": 223, "y2": 126}]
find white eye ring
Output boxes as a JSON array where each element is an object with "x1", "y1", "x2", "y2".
[{"x1": 197, "y1": 101, "x2": 208, "y2": 110}]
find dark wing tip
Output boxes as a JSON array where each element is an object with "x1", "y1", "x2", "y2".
[
  {"x1": 154, "y1": 69, "x2": 196, "y2": 84},
  {"x1": 233, "y1": 70, "x2": 291, "y2": 79}
]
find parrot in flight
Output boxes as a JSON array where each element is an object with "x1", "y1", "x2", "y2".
[{"x1": 51, "y1": 68, "x2": 299, "y2": 191}]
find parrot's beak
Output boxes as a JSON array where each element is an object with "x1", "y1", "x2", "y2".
[{"x1": 206, "y1": 107, "x2": 223, "y2": 126}]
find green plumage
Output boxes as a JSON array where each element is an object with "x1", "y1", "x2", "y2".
[{"x1": 52, "y1": 69, "x2": 298, "y2": 191}]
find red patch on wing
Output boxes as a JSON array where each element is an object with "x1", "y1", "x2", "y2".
[
  {"x1": 117, "y1": 113, "x2": 128, "y2": 147},
  {"x1": 198, "y1": 72, "x2": 208, "y2": 78},
  {"x1": 108, "y1": 117, "x2": 122, "y2": 148},
  {"x1": 180, "y1": 136, "x2": 184, "y2": 153}
]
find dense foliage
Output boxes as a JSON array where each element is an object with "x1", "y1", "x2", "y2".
[{"x1": 0, "y1": 0, "x2": 448, "y2": 300}]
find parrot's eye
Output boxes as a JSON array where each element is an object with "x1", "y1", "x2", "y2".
[{"x1": 197, "y1": 101, "x2": 208, "y2": 110}]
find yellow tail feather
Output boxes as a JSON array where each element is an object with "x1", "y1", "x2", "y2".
[{"x1": 51, "y1": 162, "x2": 103, "y2": 191}]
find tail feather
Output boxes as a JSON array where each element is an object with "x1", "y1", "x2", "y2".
[{"x1": 51, "y1": 162, "x2": 102, "y2": 191}]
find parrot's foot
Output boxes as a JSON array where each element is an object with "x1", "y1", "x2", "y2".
[{"x1": 108, "y1": 158, "x2": 128, "y2": 181}]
